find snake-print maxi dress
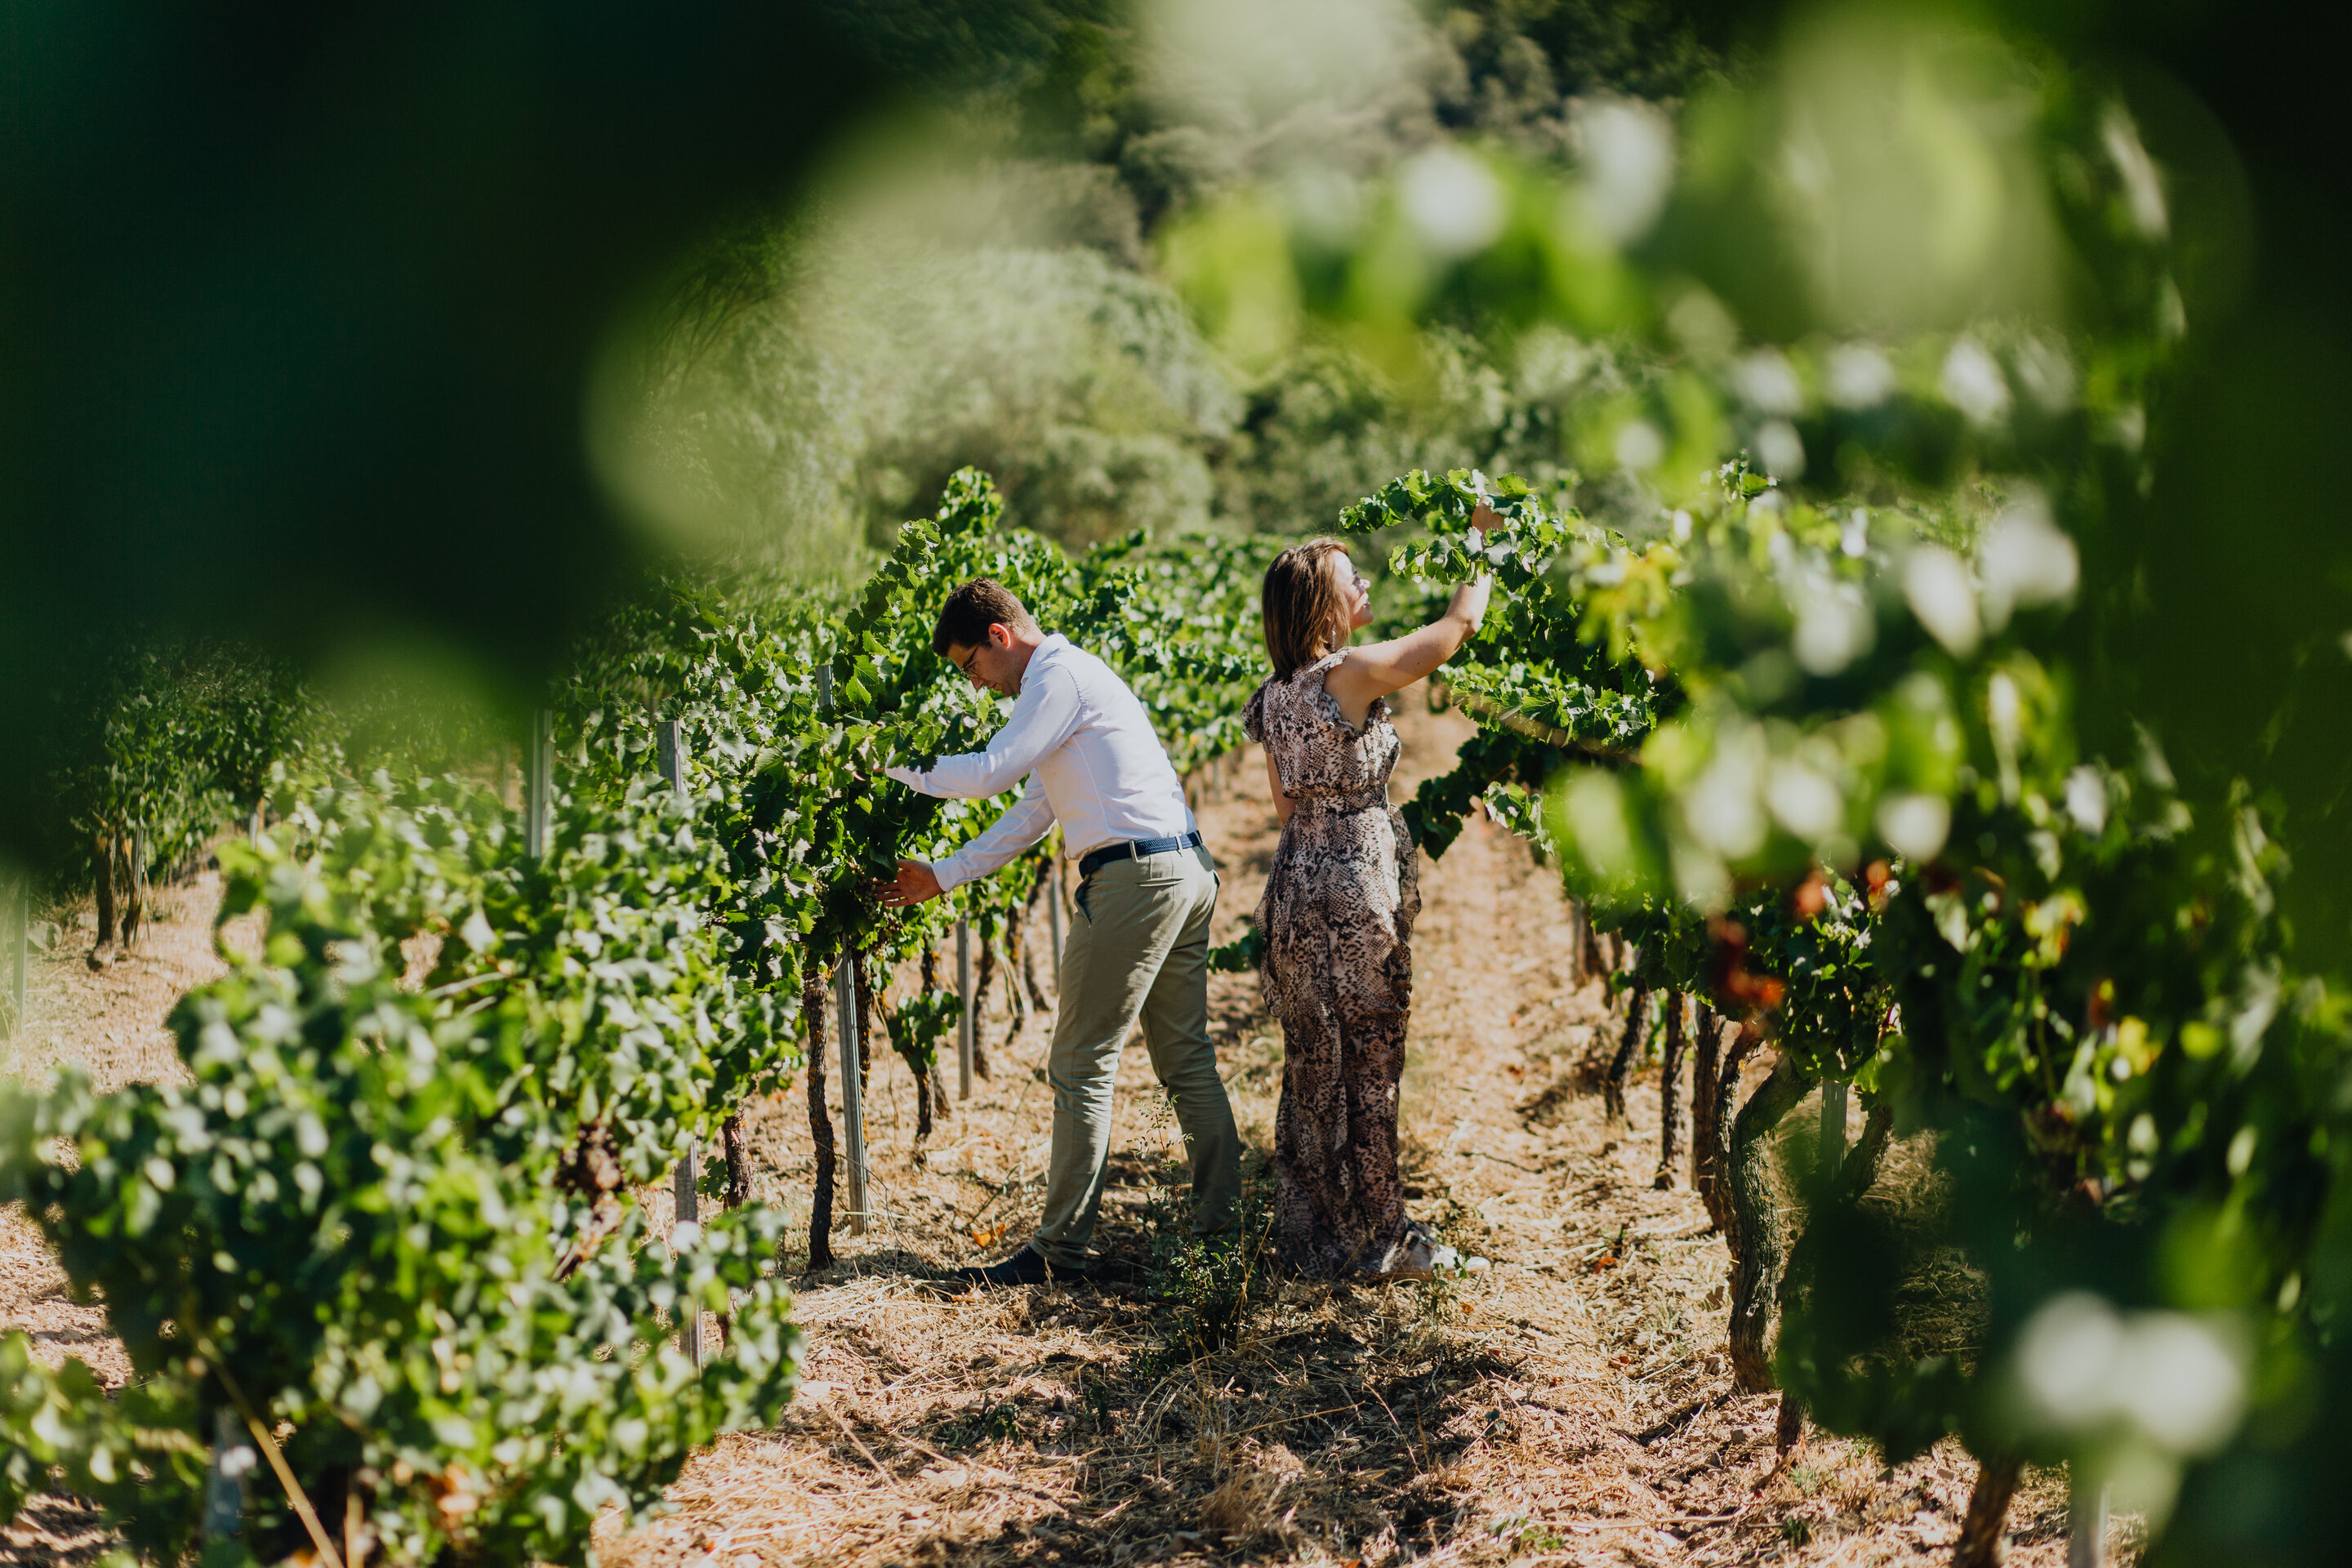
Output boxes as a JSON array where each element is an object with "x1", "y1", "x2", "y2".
[{"x1": 1244, "y1": 652, "x2": 1431, "y2": 1278}]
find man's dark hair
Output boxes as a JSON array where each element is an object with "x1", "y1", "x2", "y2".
[{"x1": 932, "y1": 577, "x2": 1037, "y2": 657}]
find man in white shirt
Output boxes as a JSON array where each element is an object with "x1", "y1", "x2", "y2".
[{"x1": 879, "y1": 577, "x2": 1239, "y2": 1286}]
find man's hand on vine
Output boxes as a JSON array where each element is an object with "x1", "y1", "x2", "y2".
[{"x1": 877, "y1": 858, "x2": 944, "y2": 909}]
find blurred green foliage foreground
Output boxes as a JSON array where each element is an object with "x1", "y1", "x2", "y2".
[
  {"x1": 6, "y1": 0, "x2": 2348, "y2": 926},
  {"x1": 0, "y1": 0, "x2": 1019, "y2": 863},
  {"x1": 3, "y1": 0, "x2": 2352, "y2": 1562}
]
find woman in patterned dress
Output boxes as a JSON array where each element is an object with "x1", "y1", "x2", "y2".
[{"x1": 1244, "y1": 513, "x2": 1495, "y2": 1279}]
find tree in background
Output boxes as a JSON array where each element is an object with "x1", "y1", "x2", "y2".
[{"x1": 608, "y1": 0, "x2": 1749, "y2": 570}]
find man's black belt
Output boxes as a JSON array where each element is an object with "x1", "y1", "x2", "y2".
[{"x1": 1077, "y1": 831, "x2": 1204, "y2": 881}]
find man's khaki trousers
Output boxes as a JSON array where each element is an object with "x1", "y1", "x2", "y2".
[{"x1": 1032, "y1": 843, "x2": 1239, "y2": 1272}]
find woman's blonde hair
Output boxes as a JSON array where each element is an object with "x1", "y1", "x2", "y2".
[{"x1": 1261, "y1": 538, "x2": 1355, "y2": 679}]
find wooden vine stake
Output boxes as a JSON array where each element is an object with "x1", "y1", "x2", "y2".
[
  {"x1": 813, "y1": 663, "x2": 869, "y2": 1237},
  {"x1": 835, "y1": 951, "x2": 868, "y2": 1236},
  {"x1": 525, "y1": 708, "x2": 555, "y2": 861},
  {"x1": 672, "y1": 1142, "x2": 702, "y2": 1368},
  {"x1": 7, "y1": 876, "x2": 26, "y2": 1048},
  {"x1": 655, "y1": 718, "x2": 704, "y2": 1367},
  {"x1": 128, "y1": 823, "x2": 148, "y2": 952},
  {"x1": 1819, "y1": 1077, "x2": 1848, "y2": 1183},
  {"x1": 956, "y1": 918, "x2": 974, "y2": 1099}
]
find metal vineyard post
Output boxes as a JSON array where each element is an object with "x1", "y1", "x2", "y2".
[
  {"x1": 1046, "y1": 852, "x2": 1062, "y2": 990},
  {"x1": 202, "y1": 1406, "x2": 247, "y2": 1543},
  {"x1": 2069, "y1": 1477, "x2": 2109, "y2": 1568},
  {"x1": 130, "y1": 823, "x2": 148, "y2": 952},
  {"x1": 835, "y1": 952, "x2": 867, "y2": 1236}
]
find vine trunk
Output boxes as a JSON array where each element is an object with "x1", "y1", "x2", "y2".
[
  {"x1": 1655, "y1": 992, "x2": 1686, "y2": 1189},
  {"x1": 804, "y1": 968, "x2": 837, "y2": 1272},
  {"x1": 1953, "y1": 1454, "x2": 2021, "y2": 1568},
  {"x1": 1690, "y1": 1007, "x2": 1729, "y2": 1221},
  {"x1": 1604, "y1": 982, "x2": 1652, "y2": 1120},
  {"x1": 1727, "y1": 1053, "x2": 1812, "y2": 1393}
]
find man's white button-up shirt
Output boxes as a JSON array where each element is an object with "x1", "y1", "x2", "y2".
[{"x1": 884, "y1": 634, "x2": 1197, "y2": 893}]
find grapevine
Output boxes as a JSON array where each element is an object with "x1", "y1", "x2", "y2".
[
  {"x1": 0, "y1": 469, "x2": 1268, "y2": 1564},
  {"x1": 1339, "y1": 457, "x2": 2345, "y2": 1542}
]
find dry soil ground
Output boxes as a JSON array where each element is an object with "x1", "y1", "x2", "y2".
[{"x1": 3, "y1": 696, "x2": 2126, "y2": 1567}]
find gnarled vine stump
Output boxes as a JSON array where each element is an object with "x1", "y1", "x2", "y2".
[
  {"x1": 1726, "y1": 1054, "x2": 1812, "y2": 1392},
  {"x1": 804, "y1": 968, "x2": 837, "y2": 1272}
]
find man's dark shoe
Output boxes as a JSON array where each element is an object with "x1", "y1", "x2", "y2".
[
  {"x1": 951, "y1": 1245, "x2": 1065, "y2": 1288},
  {"x1": 1085, "y1": 1254, "x2": 1149, "y2": 1287}
]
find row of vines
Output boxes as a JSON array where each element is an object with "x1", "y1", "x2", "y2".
[
  {"x1": 10, "y1": 469, "x2": 2328, "y2": 1568},
  {"x1": 16, "y1": 645, "x2": 323, "y2": 972},
  {"x1": 6, "y1": 462, "x2": 2323, "y2": 1568},
  {"x1": 7, "y1": 12, "x2": 2340, "y2": 1566},
  {"x1": 8, "y1": 332, "x2": 2332, "y2": 1568},
  {"x1": 0, "y1": 471, "x2": 1264, "y2": 1567},
  {"x1": 1347, "y1": 461, "x2": 2332, "y2": 1558},
  {"x1": 1135, "y1": 15, "x2": 2349, "y2": 1552}
]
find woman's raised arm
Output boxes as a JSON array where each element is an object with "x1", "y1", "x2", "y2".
[{"x1": 1325, "y1": 501, "x2": 1497, "y2": 723}]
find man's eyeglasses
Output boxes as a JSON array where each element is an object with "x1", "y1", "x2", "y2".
[{"x1": 952, "y1": 647, "x2": 982, "y2": 678}]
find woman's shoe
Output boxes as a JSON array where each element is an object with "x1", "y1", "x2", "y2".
[{"x1": 1382, "y1": 1223, "x2": 1458, "y2": 1279}]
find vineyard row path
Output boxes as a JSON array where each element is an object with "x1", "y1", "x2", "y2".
[{"x1": 4, "y1": 692, "x2": 2092, "y2": 1566}]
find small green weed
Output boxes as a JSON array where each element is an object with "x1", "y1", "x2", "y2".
[
  {"x1": 1134, "y1": 1152, "x2": 1276, "y2": 1376},
  {"x1": 1491, "y1": 1513, "x2": 1567, "y2": 1550},
  {"x1": 1081, "y1": 1375, "x2": 1120, "y2": 1430},
  {"x1": 945, "y1": 1401, "x2": 1022, "y2": 1446}
]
